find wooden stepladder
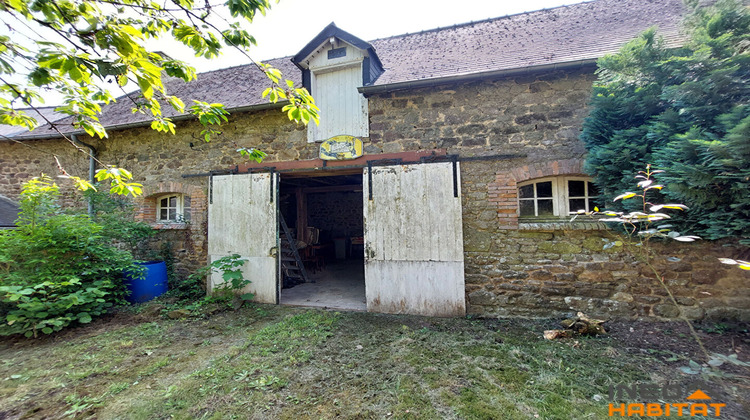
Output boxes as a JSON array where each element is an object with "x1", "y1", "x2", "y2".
[{"x1": 279, "y1": 215, "x2": 310, "y2": 287}]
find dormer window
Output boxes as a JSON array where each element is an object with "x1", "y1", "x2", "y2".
[
  {"x1": 292, "y1": 23, "x2": 384, "y2": 143},
  {"x1": 328, "y1": 47, "x2": 346, "y2": 59}
]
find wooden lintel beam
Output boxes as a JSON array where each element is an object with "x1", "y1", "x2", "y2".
[{"x1": 302, "y1": 185, "x2": 363, "y2": 194}]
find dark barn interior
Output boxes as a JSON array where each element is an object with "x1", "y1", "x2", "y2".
[{"x1": 277, "y1": 172, "x2": 366, "y2": 310}]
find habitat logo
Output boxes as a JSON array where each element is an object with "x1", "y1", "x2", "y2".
[{"x1": 607, "y1": 381, "x2": 726, "y2": 417}]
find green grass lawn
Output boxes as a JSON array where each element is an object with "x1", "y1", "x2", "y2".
[{"x1": 0, "y1": 305, "x2": 747, "y2": 419}]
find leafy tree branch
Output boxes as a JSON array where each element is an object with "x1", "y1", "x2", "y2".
[{"x1": 0, "y1": 0, "x2": 318, "y2": 195}]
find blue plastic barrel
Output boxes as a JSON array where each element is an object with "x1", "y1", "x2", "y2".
[{"x1": 124, "y1": 260, "x2": 168, "y2": 303}]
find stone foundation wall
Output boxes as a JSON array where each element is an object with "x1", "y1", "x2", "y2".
[
  {"x1": 460, "y1": 160, "x2": 749, "y2": 321},
  {"x1": 464, "y1": 229, "x2": 749, "y2": 321}
]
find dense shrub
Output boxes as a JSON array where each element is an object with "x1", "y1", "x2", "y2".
[
  {"x1": 581, "y1": 0, "x2": 750, "y2": 243},
  {"x1": 0, "y1": 177, "x2": 140, "y2": 337},
  {"x1": 82, "y1": 187, "x2": 155, "y2": 257}
]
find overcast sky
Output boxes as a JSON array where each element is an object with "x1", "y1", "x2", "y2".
[{"x1": 180, "y1": 0, "x2": 589, "y2": 71}]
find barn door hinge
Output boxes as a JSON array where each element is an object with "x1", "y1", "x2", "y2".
[
  {"x1": 367, "y1": 161, "x2": 373, "y2": 201},
  {"x1": 450, "y1": 154, "x2": 459, "y2": 198},
  {"x1": 268, "y1": 168, "x2": 275, "y2": 203}
]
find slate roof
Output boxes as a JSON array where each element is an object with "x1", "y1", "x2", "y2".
[
  {"x1": 0, "y1": 106, "x2": 68, "y2": 138},
  {"x1": 0, "y1": 195, "x2": 19, "y2": 227},
  {"x1": 13, "y1": 57, "x2": 300, "y2": 139},
  {"x1": 368, "y1": 0, "x2": 685, "y2": 86},
  {"x1": 12, "y1": 0, "x2": 686, "y2": 139}
]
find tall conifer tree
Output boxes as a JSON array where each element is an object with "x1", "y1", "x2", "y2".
[{"x1": 581, "y1": 0, "x2": 750, "y2": 243}]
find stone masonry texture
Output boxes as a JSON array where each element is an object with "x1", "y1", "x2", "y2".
[{"x1": 1, "y1": 69, "x2": 747, "y2": 321}]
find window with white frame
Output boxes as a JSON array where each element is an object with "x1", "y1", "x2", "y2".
[
  {"x1": 157, "y1": 194, "x2": 191, "y2": 222},
  {"x1": 518, "y1": 177, "x2": 599, "y2": 218}
]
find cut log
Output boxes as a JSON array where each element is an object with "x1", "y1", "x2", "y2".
[
  {"x1": 544, "y1": 312, "x2": 607, "y2": 339},
  {"x1": 544, "y1": 329, "x2": 574, "y2": 340}
]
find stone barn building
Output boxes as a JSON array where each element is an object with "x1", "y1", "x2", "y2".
[{"x1": 1, "y1": 0, "x2": 748, "y2": 321}]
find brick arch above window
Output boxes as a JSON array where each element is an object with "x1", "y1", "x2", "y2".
[
  {"x1": 509, "y1": 159, "x2": 587, "y2": 184},
  {"x1": 142, "y1": 181, "x2": 203, "y2": 198},
  {"x1": 490, "y1": 159, "x2": 588, "y2": 230},
  {"x1": 136, "y1": 182, "x2": 206, "y2": 229}
]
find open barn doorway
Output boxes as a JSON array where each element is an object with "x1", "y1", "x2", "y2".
[{"x1": 277, "y1": 171, "x2": 366, "y2": 311}]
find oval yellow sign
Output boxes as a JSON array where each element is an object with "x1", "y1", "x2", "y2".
[{"x1": 319, "y1": 135, "x2": 364, "y2": 160}]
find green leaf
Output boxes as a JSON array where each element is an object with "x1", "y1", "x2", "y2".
[
  {"x1": 707, "y1": 358, "x2": 724, "y2": 367},
  {"x1": 613, "y1": 192, "x2": 637, "y2": 201},
  {"x1": 673, "y1": 236, "x2": 700, "y2": 242},
  {"x1": 650, "y1": 204, "x2": 688, "y2": 212},
  {"x1": 679, "y1": 366, "x2": 699, "y2": 375}
]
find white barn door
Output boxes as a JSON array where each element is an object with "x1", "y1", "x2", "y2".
[
  {"x1": 363, "y1": 162, "x2": 466, "y2": 316},
  {"x1": 208, "y1": 173, "x2": 278, "y2": 303}
]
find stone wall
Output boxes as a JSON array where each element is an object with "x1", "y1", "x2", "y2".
[
  {"x1": 307, "y1": 191, "x2": 363, "y2": 238},
  {"x1": 0, "y1": 108, "x2": 312, "y2": 278},
  {"x1": 368, "y1": 70, "x2": 749, "y2": 321},
  {"x1": 0, "y1": 136, "x2": 89, "y2": 206},
  {"x1": 464, "y1": 229, "x2": 750, "y2": 321},
  {"x1": 461, "y1": 161, "x2": 750, "y2": 321},
  {"x1": 2, "y1": 67, "x2": 747, "y2": 320},
  {"x1": 366, "y1": 69, "x2": 592, "y2": 161}
]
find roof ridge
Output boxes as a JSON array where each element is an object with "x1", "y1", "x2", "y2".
[
  {"x1": 12, "y1": 105, "x2": 63, "y2": 112},
  {"x1": 101, "y1": 55, "x2": 296, "y2": 104},
  {"x1": 367, "y1": 0, "x2": 596, "y2": 43},
  {"x1": 191, "y1": 55, "x2": 293, "y2": 77},
  {"x1": 160, "y1": 1, "x2": 599, "y2": 76}
]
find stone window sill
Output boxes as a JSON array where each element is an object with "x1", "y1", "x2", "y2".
[
  {"x1": 518, "y1": 217, "x2": 608, "y2": 231},
  {"x1": 151, "y1": 222, "x2": 189, "y2": 230}
]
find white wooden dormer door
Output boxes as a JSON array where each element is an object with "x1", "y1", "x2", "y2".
[
  {"x1": 363, "y1": 162, "x2": 466, "y2": 316},
  {"x1": 208, "y1": 173, "x2": 278, "y2": 304},
  {"x1": 308, "y1": 64, "x2": 369, "y2": 142}
]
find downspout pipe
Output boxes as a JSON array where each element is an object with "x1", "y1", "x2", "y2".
[{"x1": 71, "y1": 133, "x2": 97, "y2": 217}]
